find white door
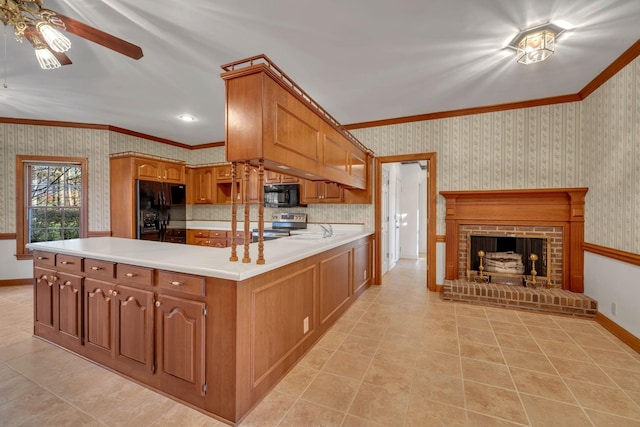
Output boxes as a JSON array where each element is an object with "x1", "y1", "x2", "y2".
[{"x1": 381, "y1": 167, "x2": 390, "y2": 274}]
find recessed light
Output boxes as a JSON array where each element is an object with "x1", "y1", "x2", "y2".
[
  {"x1": 277, "y1": 165, "x2": 290, "y2": 170},
  {"x1": 178, "y1": 114, "x2": 196, "y2": 122}
]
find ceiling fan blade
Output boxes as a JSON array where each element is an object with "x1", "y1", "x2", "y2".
[
  {"x1": 51, "y1": 50, "x2": 73, "y2": 65},
  {"x1": 54, "y1": 13, "x2": 144, "y2": 60}
]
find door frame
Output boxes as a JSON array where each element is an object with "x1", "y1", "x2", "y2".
[{"x1": 374, "y1": 153, "x2": 437, "y2": 291}]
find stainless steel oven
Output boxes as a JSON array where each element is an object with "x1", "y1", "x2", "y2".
[
  {"x1": 263, "y1": 184, "x2": 305, "y2": 208},
  {"x1": 252, "y1": 213, "x2": 307, "y2": 242}
]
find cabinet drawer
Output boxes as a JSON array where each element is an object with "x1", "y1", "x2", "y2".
[
  {"x1": 117, "y1": 264, "x2": 154, "y2": 287},
  {"x1": 84, "y1": 258, "x2": 116, "y2": 280},
  {"x1": 56, "y1": 254, "x2": 83, "y2": 273},
  {"x1": 209, "y1": 230, "x2": 228, "y2": 239},
  {"x1": 33, "y1": 251, "x2": 55, "y2": 267},
  {"x1": 157, "y1": 271, "x2": 205, "y2": 297}
]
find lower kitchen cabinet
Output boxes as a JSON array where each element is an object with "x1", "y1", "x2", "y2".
[
  {"x1": 85, "y1": 278, "x2": 155, "y2": 383},
  {"x1": 156, "y1": 294, "x2": 206, "y2": 404},
  {"x1": 34, "y1": 265, "x2": 83, "y2": 354}
]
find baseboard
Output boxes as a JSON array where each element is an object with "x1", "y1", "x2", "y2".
[
  {"x1": 436, "y1": 284, "x2": 444, "y2": 293},
  {"x1": 0, "y1": 278, "x2": 32, "y2": 287},
  {"x1": 596, "y1": 312, "x2": 640, "y2": 355}
]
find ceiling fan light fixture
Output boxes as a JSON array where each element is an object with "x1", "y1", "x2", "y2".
[
  {"x1": 36, "y1": 22, "x2": 71, "y2": 52},
  {"x1": 34, "y1": 45, "x2": 61, "y2": 69},
  {"x1": 178, "y1": 114, "x2": 196, "y2": 122}
]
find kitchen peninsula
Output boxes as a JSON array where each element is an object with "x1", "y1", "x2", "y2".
[{"x1": 27, "y1": 231, "x2": 372, "y2": 425}]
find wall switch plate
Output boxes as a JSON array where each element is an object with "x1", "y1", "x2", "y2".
[
  {"x1": 303, "y1": 316, "x2": 309, "y2": 334},
  {"x1": 611, "y1": 302, "x2": 617, "y2": 315}
]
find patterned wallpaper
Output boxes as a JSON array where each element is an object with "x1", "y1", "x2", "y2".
[
  {"x1": 1, "y1": 55, "x2": 638, "y2": 255},
  {"x1": 352, "y1": 103, "x2": 582, "y2": 234},
  {"x1": 581, "y1": 57, "x2": 640, "y2": 254}
]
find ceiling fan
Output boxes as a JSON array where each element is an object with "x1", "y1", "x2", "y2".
[{"x1": 0, "y1": 0, "x2": 143, "y2": 69}]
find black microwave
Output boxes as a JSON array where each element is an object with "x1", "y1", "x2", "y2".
[{"x1": 264, "y1": 184, "x2": 305, "y2": 208}]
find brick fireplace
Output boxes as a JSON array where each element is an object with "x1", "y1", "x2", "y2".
[{"x1": 439, "y1": 188, "x2": 597, "y2": 317}]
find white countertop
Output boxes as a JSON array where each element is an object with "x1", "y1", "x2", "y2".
[{"x1": 26, "y1": 229, "x2": 372, "y2": 281}]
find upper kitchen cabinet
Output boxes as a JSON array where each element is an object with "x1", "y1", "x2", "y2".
[
  {"x1": 134, "y1": 157, "x2": 186, "y2": 184},
  {"x1": 265, "y1": 170, "x2": 298, "y2": 184},
  {"x1": 221, "y1": 55, "x2": 373, "y2": 191}
]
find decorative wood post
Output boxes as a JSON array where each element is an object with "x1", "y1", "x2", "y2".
[
  {"x1": 229, "y1": 162, "x2": 238, "y2": 261},
  {"x1": 257, "y1": 159, "x2": 265, "y2": 265},
  {"x1": 242, "y1": 162, "x2": 251, "y2": 263}
]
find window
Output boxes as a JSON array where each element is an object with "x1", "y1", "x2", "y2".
[{"x1": 16, "y1": 156, "x2": 88, "y2": 259}]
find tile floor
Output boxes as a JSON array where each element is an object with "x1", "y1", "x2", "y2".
[{"x1": 1, "y1": 259, "x2": 640, "y2": 426}]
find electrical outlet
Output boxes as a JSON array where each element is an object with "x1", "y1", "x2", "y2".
[
  {"x1": 611, "y1": 302, "x2": 617, "y2": 316},
  {"x1": 363, "y1": 269, "x2": 367, "y2": 280},
  {"x1": 303, "y1": 316, "x2": 309, "y2": 334}
]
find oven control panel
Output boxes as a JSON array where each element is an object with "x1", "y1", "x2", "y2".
[{"x1": 271, "y1": 213, "x2": 307, "y2": 223}]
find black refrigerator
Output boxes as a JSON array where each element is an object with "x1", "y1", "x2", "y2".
[{"x1": 136, "y1": 180, "x2": 186, "y2": 243}]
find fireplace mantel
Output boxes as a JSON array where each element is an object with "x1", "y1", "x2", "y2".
[{"x1": 440, "y1": 188, "x2": 588, "y2": 293}]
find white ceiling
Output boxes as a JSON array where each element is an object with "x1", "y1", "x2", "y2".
[{"x1": 1, "y1": 0, "x2": 639, "y2": 146}]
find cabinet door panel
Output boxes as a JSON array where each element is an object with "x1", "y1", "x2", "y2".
[
  {"x1": 84, "y1": 279, "x2": 115, "y2": 356},
  {"x1": 34, "y1": 267, "x2": 56, "y2": 330},
  {"x1": 156, "y1": 294, "x2": 206, "y2": 401},
  {"x1": 116, "y1": 285, "x2": 154, "y2": 374},
  {"x1": 57, "y1": 272, "x2": 83, "y2": 348},
  {"x1": 163, "y1": 163, "x2": 185, "y2": 183}
]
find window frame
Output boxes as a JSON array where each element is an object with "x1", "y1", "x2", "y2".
[{"x1": 15, "y1": 155, "x2": 88, "y2": 260}]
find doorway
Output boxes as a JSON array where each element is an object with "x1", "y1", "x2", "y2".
[{"x1": 375, "y1": 153, "x2": 437, "y2": 291}]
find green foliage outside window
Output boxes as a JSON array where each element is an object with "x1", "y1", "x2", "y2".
[{"x1": 27, "y1": 164, "x2": 82, "y2": 243}]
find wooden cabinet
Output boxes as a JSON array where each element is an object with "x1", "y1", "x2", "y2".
[
  {"x1": 187, "y1": 229, "x2": 230, "y2": 248},
  {"x1": 192, "y1": 167, "x2": 214, "y2": 204},
  {"x1": 34, "y1": 250, "x2": 207, "y2": 406},
  {"x1": 265, "y1": 170, "x2": 298, "y2": 184},
  {"x1": 222, "y1": 57, "x2": 372, "y2": 190},
  {"x1": 301, "y1": 180, "x2": 343, "y2": 204},
  {"x1": 33, "y1": 252, "x2": 84, "y2": 353},
  {"x1": 135, "y1": 158, "x2": 185, "y2": 184},
  {"x1": 110, "y1": 154, "x2": 186, "y2": 239},
  {"x1": 156, "y1": 294, "x2": 206, "y2": 403}
]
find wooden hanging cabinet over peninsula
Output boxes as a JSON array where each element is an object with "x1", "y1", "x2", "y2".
[{"x1": 221, "y1": 54, "x2": 373, "y2": 190}]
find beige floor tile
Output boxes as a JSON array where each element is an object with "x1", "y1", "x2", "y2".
[
  {"x1": 298, "y1": 345, "x2": 335, "y2": 370},
  {"x1": 462, "y1": 358, "x2": 515, "y2": 389},
  {"x1": 0, "y1": 374, "x2": 42, "y2": 406},
  {"x1": 526, "y1": 325, "x2": 572, "y2": 343},
  {"x1": 568, "y1": 330, "x2": 626, "y2": 351},
  {"x1": 349, "y1": 322, "x2": 388, "y2": 340},
  {"x1": 536, "y1": 338, "x2": 592, "y2": 361},
  {"x1": 490, "y1": 320, "x2": 531, "y2": 336},
  {"x1": 322, "y1": 350, "x2": 371, "y2": 381},
  {"x1": 463, "y1": 380, "x2": 529, "y2": 425},
  {"x1": 585, "y1": 408, "x2": 640, "y2": 427},
  {"x1": 341, "y1": 414, "x2": 386, "y2": 426},
  {"x1": 316, "y1": 330, "x2": 348, "y2": 351},
  {"x1": 517, "y1": 312, "x2": 556, "y2": 328},
  {"x1": 338, "y1": 334, "x2": 381, "y2": 357},
  {"x1": 501, "y1": 347, "x2": 556, "y2": 375},
  {"x1": 458, "y1": 326, "x2": 498, "y2": 346},
  {"x1": 599, "y1": 365, "x2": 640, "y2": 393},
  {"x1": 363, "y1": 353, "x2": 415, "y2": 393},
  {"x1": 510, "y1": 367, "x2": 577, "y2": 404},
  {"x1": 300, "y1": 371, "x2": 359, "y2": 412},
  {"x1": 415, "y1": 349, "x2": 462, "y2": 378},
  {"x1": 0, "y1": 363, "x2": 19, "y2": 383},
  {"x1": 0, "y1": 335, "x2": 52, "y2": 362},
  {"x1": 484, "y1": 307, "x2": 523, "y2": 324},
  {"x1": 97, "y1": 381, "x2": 175, "y2": 426},
  {"x1": 587, "y1": 347, "x2": 640, "y2": 371},
  {"x1": 553, "y1": 318, "x2": 605, "y2": 335},
  {"x1": 348, "y1": 382, "x2": 410, "y2": 426},
  {"x1": 410, "y1": 369, "x2": 465, "y2": 408},
  {"x1": 456, "y1": 315, "x2": 492, "y2": 331},
  {"x1": 239, "y1": 391, "x2": 296, "y2": 427},
  {"x1": 459, "y1": 341, "x2": 505, "y2": 364},
  {"x1": 0, "y1": 385, "x2": 74, "y2": 426},
  {"x1": 628, "y1": 390, "x2": 640, "y2": 407},
  {"x1": 330, "y1": 317, "x2": 357, "y2": 334},
  {"x1": 27, "y1": 402, "x2": 104, "y2": 427},
  {"x1": 419, "y1": 331, "x2": 460, "y2": 355},
  {"x1": 150, "y1": 403, "x2": 225, "y2": 426},
  {"x1": 465, "y1": 411, "x2": 525, "y2": 426},
  {"x1": 519, "y1": 393, "x2": 590, "y2": 427},
  {"x1": 404, "y1": 397, "x2": 466, "y2": 427},
  {"x1": 547, "y1": 356, "x2": 616, "y2": 387},
  {"x1": 495, "y1": 332, "x2": 542, "y2": 353},
  {"x1": 564, "y1": 378, "x2": 640, "y2": 420},
  {"x1": 455, "y1": 304, "x2": 488, "y2": 319},
  {"x1": 377, "y1": 331, "x2": 421, "y2": 355},
  {"x1": 274, "y1": 363, "x2": 319, "y2": 397}
]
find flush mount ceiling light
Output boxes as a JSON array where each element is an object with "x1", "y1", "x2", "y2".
[
  {"x1": 508, "y1": 22, "x2": 566, "y2": 65},
  {"x1": 178, "y1": 114, "x2": 196, "y2": 122}
]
